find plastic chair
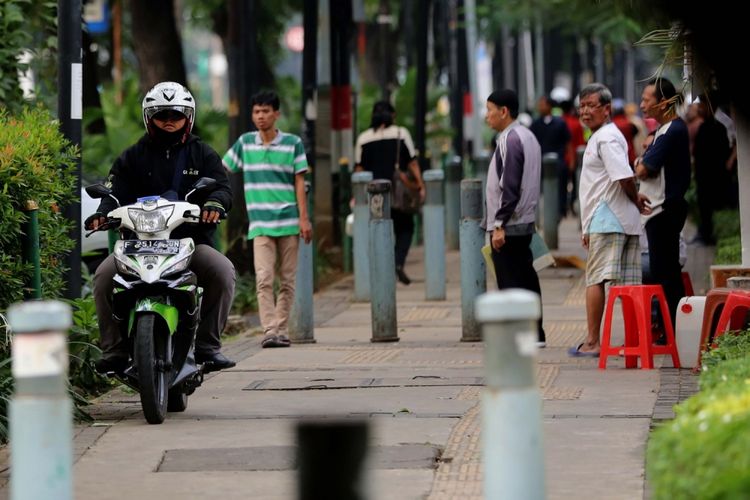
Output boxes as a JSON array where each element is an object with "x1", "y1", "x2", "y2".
[
  {"x1": 696, "y1": 288, "x2": 750, "y2": 365},
  {"x1": 712, "y1": 291, "x2": 750, "y2": 342},
  {"x1": 600, "y1": 285, "x2": 681, "y2": 369}
]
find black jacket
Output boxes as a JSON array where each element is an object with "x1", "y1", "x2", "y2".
[{"x1": 97, "y1": 133, "x2": 232, "y2": 247}]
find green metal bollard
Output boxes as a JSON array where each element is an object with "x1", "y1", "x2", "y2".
[
  {"x1": 290, "y1": 181, "x2": 315, "y2": 343},
  {"x1": 352, "y1": 171, "x2": 373, "y2": 302},
  {"x1": 476, "y1": 290, "x2": 545, "y2": 500},
  {"x1": 21, "y1": 200, "x2": 41, "y2": 299},
  {"x1": 368, "y1": 180, "x2": 399, "y2": 342},
  {"x1": 8, "y1": 300, "x2": 73, "y2": 500}
]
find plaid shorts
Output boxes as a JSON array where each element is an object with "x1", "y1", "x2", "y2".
[{"x1": 586, "y1": 233, "x2": 641, "y2": 286}]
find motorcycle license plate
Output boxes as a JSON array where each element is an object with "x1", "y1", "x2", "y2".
[{"x1": 123, "y1": 240, "x2": 180, "y2": 255}]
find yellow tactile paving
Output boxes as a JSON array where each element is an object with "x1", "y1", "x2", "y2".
[{"x1": 400, "y1": 307, "x2": 452, "y2": 322}]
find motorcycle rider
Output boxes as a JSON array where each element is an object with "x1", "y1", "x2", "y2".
[{"x1": 86, "y1": 81, "x2": 237, "y2": 374}]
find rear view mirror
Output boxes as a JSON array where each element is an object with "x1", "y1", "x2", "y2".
[
  {"x1": 85, "y1": 183, "x2": 112, "y2": 199},
  {"x1": 186, "y1": 177, "x2": 218, "y2": 202},
  {"x1": 191, "y1": 177, "x2": 217, "y2": 191}
]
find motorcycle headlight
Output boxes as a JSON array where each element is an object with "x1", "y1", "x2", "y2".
[
  {"x1": 128, "y1": 205, "x2": 174, "y2": 233},
  {"x1": 115, "y1": 257, "x2": 139, "y2": 276},
  {"x1": 161, "y1": 256, "x2": 191, "y2": 277}
]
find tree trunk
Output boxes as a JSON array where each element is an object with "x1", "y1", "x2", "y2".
[{"x1": 130, "y1": 0, "x2": 187, "y2": 92}]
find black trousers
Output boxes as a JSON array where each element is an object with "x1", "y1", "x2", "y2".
[
  {"x1": 491, "y1": 233, "x2": 546, "y2": 342},
  {"x1": 645, "y1": 200, "x2": 687, "y2": 327},
  {"x1": 392, "y1": 209, "x2": 414, "y2": 268}
]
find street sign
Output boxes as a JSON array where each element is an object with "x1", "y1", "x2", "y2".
[{"x1": 84, "y1": 0, "x2": 110, "y2": 34}]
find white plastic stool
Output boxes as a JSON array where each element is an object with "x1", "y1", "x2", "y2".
[{"x1": 675, "y1": 296, "x2": 706, "y2": 368}]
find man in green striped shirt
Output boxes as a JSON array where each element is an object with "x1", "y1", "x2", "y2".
[{"x1": 223, "y1": 91, "x2": 313, "y2": 348}]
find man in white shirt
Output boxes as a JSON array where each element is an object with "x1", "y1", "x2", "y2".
[{"x1": 570, "y1": 83, "x2": 650, "y2": 356}]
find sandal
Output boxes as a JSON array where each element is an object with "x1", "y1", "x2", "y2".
[
  {"x1": 567, "y1": 343, "x2": 600, "y2": 358},
  {"x1": 262, "y1": 334, "x2": 291, "y2": 348}
]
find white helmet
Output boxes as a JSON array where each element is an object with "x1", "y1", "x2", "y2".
[{"x1": 142, "y1": 81, "x2": 196, "y2": 138}]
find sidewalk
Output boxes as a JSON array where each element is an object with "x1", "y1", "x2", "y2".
[{"x1": 1, "y1": 216, "x2": 699, "y2": 499}]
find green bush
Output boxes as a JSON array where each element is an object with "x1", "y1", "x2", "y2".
[
  {"x1": 232, "y1": 273, "x2": 259, "y2": 316},
  {"x1": 715, "y1": 235, "x2": 741, "y2": 265},
  {"x1": 700, "y1": 331, "x2": 750, "y2": 371},
  {"x1": 647, "y1": 331, "x2": 750, "y2": 499},
  {"x1": 0, "y1": 107, "x2": 79, "y2": 442},
  {"x1": 713, "y1": 210, "x2": 741, "y2": 265},
  {"x1": 0, "y1": 107, "x2": 78, "y2": 305},
  {"x1": 713, "y1": 209, "x2": 740, "y2": 241}
]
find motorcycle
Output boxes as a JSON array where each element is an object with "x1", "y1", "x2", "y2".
[{"x1": 85, "y1": 177, "x2": 218, "y2": 424}]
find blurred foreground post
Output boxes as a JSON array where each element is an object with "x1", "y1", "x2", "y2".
[
  {"x1": 476, "y1": 289, "x2": 545, "y2": 499},
  {"x1": 8, "y1": 300, "x2": 73, "y2": 500}
]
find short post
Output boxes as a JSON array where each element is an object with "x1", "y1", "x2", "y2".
[
  {"x1": 423, "y1": 169, "x2": 446, "y2": 300},
  {"x1": 541, "y1": 152, "x2": 560, "y2": 250},
  {"x1": 297, "y1": 420, "x2": 369, "y2": 500},
  {"x1": 8, "y1": 300, "x2": 73, "y2": 500},
  {"x1": 352, "y1": 171, "x2": 373, "y2": 302},
  {"x1": 444, "y1": 156, "x2": 462, "y2": 250},
  {"x1": 476, "y1": 289, "x2": 545, "y2": 500},
  {"x1": 21, "y1": 200, "x2": 42, "y2": 299},
  {"x1": 460, "y1": 179, "x2": 487, "y2": 342},
  {"x1": 368, "y1": 180, "x2": 399, "y2": 342},
  {"x1": 289, "y1": 181, "x2": 315, "y2": 343}
]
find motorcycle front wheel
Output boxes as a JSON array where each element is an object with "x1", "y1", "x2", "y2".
[{"x1": 135, "y1": 313, "x2": 169, "y2": 424}]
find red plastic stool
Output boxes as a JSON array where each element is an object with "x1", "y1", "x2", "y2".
[
  {"x1": 682, "y1": 271, "x2": 695, "y2": 296},
  {"x1": 697, "y1": 288, "x2": 750, "y2": 365},
  {"x1": 712, "y1": 291, "x2": 750, "y2": 342},
  {"x1": 599, "y1": 285, "x2": 681, "y2": 369}
]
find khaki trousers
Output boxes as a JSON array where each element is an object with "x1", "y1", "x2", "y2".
[{"x1": 253, "y1": 235, "x2": 299, "y2": 336}]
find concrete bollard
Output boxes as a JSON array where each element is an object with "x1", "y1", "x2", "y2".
[
  {"x1": 444, "y1": 156, "x2": 462, "y2": 250},
  {"x1": 423, "y1": 169, "x2": 446, "y2": 300},
  {"x1": 475, "y1": 289, "x2": 545, "y2": 500},
  {"x1": 8, "y1": 300, "x2": 73, "y2": 500},
  {"x1": 290, "y1": 181, "x2": 315, "y2": 343},
  {"x1": 352, "y1": 171, "x2": 373, "y2": 302},
  {"x1": 460, "y1": 179, "x2": 487, "y2": 342},
  {"x1": 542, "y1": 152, "x2": 560, "y2": 250},
  {"x1": 297, "y1": 420, "x2": 369, "y2": 500},
  {"x1": 368, "y1": 180, "x2": 399, "y2": 342}
]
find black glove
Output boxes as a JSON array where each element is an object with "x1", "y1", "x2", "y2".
[
  {"x1": 84, "y1": 212, "x2": 106, "y2": 230},
  {"x1": 201, "y1": 201, "x2": 226, "y2": 223}
]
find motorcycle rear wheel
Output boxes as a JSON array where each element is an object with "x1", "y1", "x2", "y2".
[{"x1": 135, "y1": 313, "x2": 169, "y2": 424}]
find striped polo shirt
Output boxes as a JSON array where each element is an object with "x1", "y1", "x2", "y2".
[{"x1": 223, "y1": 130, "x2": 308, "y2": 239}]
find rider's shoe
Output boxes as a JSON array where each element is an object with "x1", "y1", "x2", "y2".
[
  {"x1": 94, "y1": 356, "x2": 128, "y2": 375},
  {"x1": 196, "y1": 351, "x2": 236, "y2": 372}
]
